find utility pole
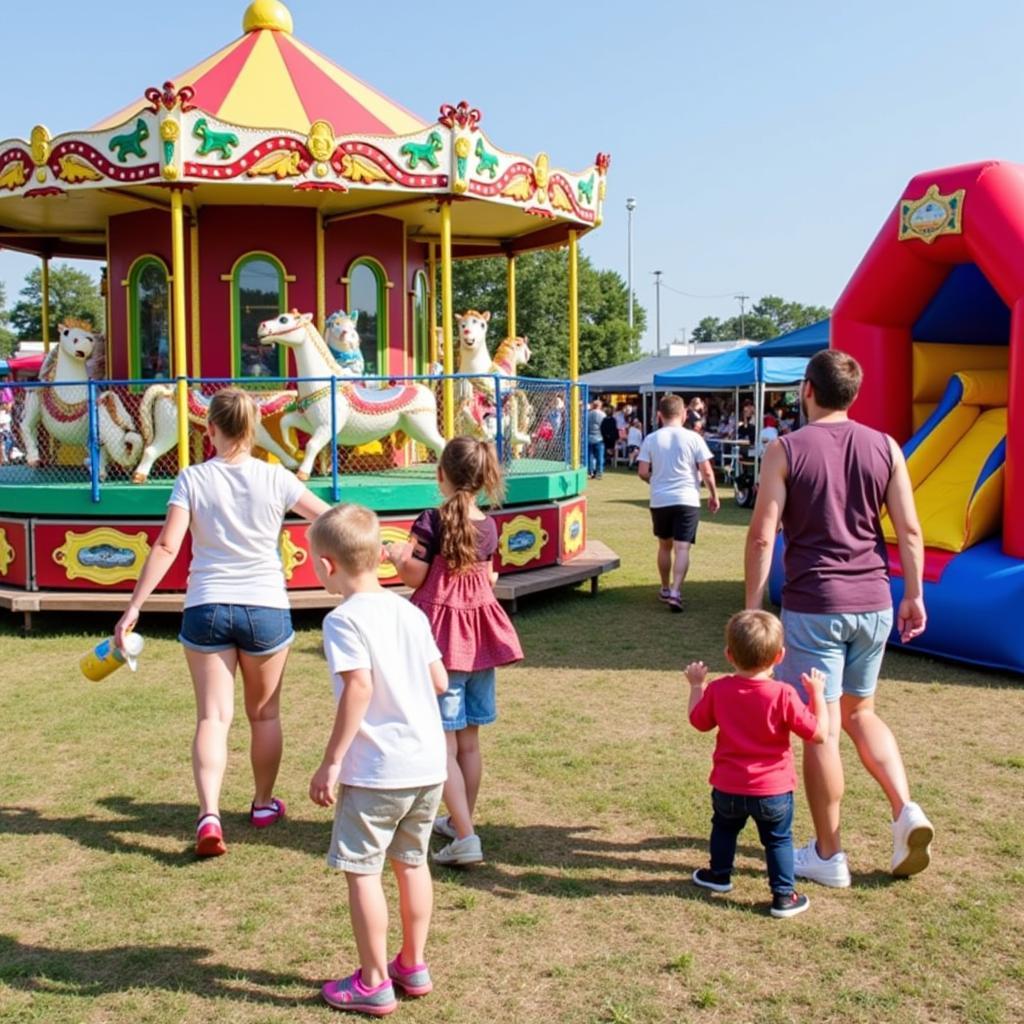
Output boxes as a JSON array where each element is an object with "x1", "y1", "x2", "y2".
[
  {"x1": 735, "y1": 293, "x2": 749, "y2": 340},
  {"x1": 626, "y1": 197, "x2": 636, "y2": 332},
  {"x1": 654, "y1": 270, "x2": 662, "y2": 356}
]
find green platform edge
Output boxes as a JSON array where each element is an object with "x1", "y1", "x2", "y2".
[{"x1": 0, "y1": 465, "x2": 588, "y2": 518}]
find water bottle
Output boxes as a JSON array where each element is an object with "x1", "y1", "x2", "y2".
[{"x1": 80, "y1": 633, "x2": 145, "y2": 682}]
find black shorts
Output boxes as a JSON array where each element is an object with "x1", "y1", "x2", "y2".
[{"x1": 650, "y1": 504, "x2": 700, "y2": 543}]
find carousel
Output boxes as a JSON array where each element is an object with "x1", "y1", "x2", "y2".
[{"x1": 0, "y1": 0, "x2": 610, "y2": 609}]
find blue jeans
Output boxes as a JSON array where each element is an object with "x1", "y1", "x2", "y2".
[
  {"x1": 708, "y1": 789, "x2": 795, "y2": 895},
  {"x1": 588, "y1": 441, "x2": 605, "y2": 476},
  {"x1": 438, "y1": 668, "x2": 497, "y2": 731}
]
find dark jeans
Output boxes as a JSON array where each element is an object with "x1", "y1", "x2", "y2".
[
  {"x1": 708, "y1": 788, "x2": 795, "y2": 895},
  {"x1": 587, "y1": 441, "x2": 605, "y2": 476}
]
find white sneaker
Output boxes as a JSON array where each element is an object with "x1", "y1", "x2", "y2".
[
  {"x1": 433, "y1": 833, "x2": 483, "y2": 866},
  {"x1": 432, "y1": 814, "x2": 457, "y2": 840},
  {"x1": 891, "y1": 802, "x2": 934, "y2": 877},
  {"x1": 793, "y1": 838, "x2": 852, "y2": 888}
]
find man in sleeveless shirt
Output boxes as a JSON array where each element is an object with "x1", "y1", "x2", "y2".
[{"x1": 744, "y1": 350, "x2": 934, "y2": 886}]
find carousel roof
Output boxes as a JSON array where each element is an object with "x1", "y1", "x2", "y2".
[
  {"x1": 0, "y1": 0, "x2": 608, "y2": 259},
  {"x1": 94, "y1": 1, "x2": 426, "y2": 137}
]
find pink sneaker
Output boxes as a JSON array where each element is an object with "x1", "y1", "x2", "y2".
[
  {"x1": 249, "y1": 797, "x2": 286, "y2": 829},
  {"x1": 388, "y1": 954, "x2": 433, "y2": 997},
  {"x1": 321, "y1": 971, "x2": 397, "y2": 1016}
]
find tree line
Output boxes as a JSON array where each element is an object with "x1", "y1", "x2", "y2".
[
  {"x1": 0, "y1": 265, "x2": 106, "y2": 356},
  {"x1": 690, "y1": 295, "x2": 830, "y2": 344}
]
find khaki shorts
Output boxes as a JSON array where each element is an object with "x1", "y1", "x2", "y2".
[{"x1": 327, "y1": 783, "x2": 444, "y2": 874}]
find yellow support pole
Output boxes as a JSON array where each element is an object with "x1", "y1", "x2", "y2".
[
  {"x1": 170, "y1": 190, "x2": 189, "y2": 471},
  {"x1": 315, "y1": 212, "x2": 326, "y2": 334},
  {"x1": 440, "y1": 203, "x2": 455, "y2": 439},
  {"x1": 428, "y1": 244, "x2": 438, "y2": 365},
  {"x1": 41, "y1": 256, "x2": 51, "y2": 354},
  {"x1": 507, "y1": 254, "x2": 517, "y2": 338},
  {"x1": 189, "y1": 216, "x2": 201, "y2": 374},
  {"x1": 568, "y1": 230, "x2": 580, "y2": 470}
]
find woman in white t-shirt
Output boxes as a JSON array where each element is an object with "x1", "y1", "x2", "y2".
[{"x1": 115, "y1": 389, "x2": 330, "y2": 857}]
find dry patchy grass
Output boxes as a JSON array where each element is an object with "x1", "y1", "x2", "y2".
[{"x1": 1, "y1": 470, "x2": 1023, "y2": 1023}]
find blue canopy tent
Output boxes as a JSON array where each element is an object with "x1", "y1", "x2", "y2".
[
  {"x1": 652, "y1": 347, "x2": 808, "y2": 389},
  {"x1": 748, "y1": 318, "x2": 830, "y2": 360}
]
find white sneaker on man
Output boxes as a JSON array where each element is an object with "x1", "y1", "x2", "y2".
[
  {"x1": 793, "y1": 838, "x2": 852, "y2": 888},
  {"x1": 891, "y1": 802, "x2": 933, "y2": 877},
  {"x1": 432, "y1": 833, "x2": 483, "y2": 866}
]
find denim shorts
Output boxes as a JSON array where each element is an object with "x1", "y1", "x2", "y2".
[
  {"x1": 179, "y1": 603, "x2": 295, "y2": 656},
  {"x1": 438, "y1": 668, "x2": 497, "y2": 731},
  {"x1": 780, "y1": 607, "x2": 894, "y2": 703}
]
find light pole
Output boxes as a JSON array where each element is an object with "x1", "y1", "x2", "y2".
[
  {"x1": 735, "y1": 293, "x2": 749, "y2": 340},
  {"x1": 626, "y1": 196, "x2": 636, "y2": 332},
  {"x1": 654, "y1": 270, "x2": 663, "y2": 356}
]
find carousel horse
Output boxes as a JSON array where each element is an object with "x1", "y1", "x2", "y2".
[
  {"x1": 454, "y1": 328, "x2": 534, "y2": 449},
  {"x1": 257, "y1": 312, "x2": 445, "y2": 481},
  {"x1": 324, "y1": 310, "x2": 365, "y2": 376},
  {"x1": 132, "y1": 384, "x2": 298, "y2": 483},
  {"x1": 20, "y1": 322, "x2": 142, "y2": 477}
]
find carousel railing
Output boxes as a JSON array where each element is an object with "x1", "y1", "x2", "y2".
[{"x1": 0, "y1": 373, "x2": 583, "y2": 503}]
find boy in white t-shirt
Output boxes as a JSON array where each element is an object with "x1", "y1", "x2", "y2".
[{"x1": 308, "y1": 504, "x2": 448, "y2": 1016}]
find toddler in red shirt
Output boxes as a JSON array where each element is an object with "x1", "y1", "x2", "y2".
[{"x1": 688, "y1": 610, "x2": 827, "y2": 918}]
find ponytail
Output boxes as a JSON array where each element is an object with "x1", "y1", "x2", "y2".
[{"x1": 437, "y1": 436, "x2": 506, "y2": 572}]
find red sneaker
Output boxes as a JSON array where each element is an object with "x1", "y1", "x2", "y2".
[
  {"x1": 250, "y1": 797, "x2": 286, "y2": 829},
  {"x1": 195, "y1": 815, "x2": 226, "y2": 858}
]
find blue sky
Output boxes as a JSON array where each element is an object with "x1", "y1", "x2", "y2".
[{"x1": 3, "y1": 0, "x2": 1024, "y2": 352}]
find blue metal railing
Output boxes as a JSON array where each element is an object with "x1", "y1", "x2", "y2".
[{"x1": 0, "y1": 371, "x2": 577, "y2": 502}]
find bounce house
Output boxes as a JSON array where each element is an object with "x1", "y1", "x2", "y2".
[{"x1": 772, "y1": 161, "x2": 1024, "y2": 673}]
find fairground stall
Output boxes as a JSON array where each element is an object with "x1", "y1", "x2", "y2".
[{"x1": 0, "y1": 0, "x2": 613, "y2": 618}]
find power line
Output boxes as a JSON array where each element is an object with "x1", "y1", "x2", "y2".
[{"x1": 659, "y1": 280, "x2": 744, "y2": 300}]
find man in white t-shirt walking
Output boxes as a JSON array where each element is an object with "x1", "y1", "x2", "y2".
[{"x1": 638, "y1": 394, "x2": 720, "y2": 612}]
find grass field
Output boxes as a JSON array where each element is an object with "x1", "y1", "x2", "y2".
[{"x1": 2, "y1": 470, "x2": 1023, "y2": 1023}]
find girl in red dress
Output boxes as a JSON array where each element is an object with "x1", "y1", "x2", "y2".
[{"x1": 387, "y1": 437, "x2": 523, "y2": 865}]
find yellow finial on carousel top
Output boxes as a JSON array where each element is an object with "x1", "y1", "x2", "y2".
[{"x1": 243, "y1": 0, "x2": 294, "y2": 34}]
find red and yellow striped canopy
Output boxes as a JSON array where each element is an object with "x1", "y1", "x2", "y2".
[{"x1": 94, "y1": 3, "x2": 425, "y2": 137}]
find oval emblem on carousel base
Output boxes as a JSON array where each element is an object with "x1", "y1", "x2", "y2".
[{"x1": 53, "y1": 527, "x2": 152, "y2": 585}]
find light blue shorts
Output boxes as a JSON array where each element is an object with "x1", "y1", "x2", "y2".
[
  {"x1": 779, "y1": 608, "x2": 894, "y2": 704},
  {"x1": 438, "y1": 668, "x2": 497, "y2": 731}
]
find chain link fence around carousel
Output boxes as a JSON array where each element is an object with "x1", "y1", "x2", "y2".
[{"x1": 0, "y1": 372, "x2": 586, "y2": 500}]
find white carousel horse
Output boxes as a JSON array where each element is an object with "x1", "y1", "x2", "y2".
[
  {"x1": 256, "y1": 311, "x2": 445, "y2": 481},
  {"x1": 19, "y1": 322, "x2": 141, "y2": 477},
  {"x1": 132, "y1": 384, "x2": 299, "y2": 482},
  {"x1": 325, "y1": 310, "x2": 365, "y2": 376}
]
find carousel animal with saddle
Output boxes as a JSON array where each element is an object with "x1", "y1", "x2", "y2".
[
  {"x1": 19, "y1": 321, "x2": 142, "y2": 478},
  {"x1": 257, "y1": 311, "x2": 445, "y2": 480},
  {"x1": 454, "y1": 309, "x2": 534, "y2": 449}
]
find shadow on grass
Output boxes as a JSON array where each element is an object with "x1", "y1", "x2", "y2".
[
  {"x1": 0, "y1": 795, "x2": 330, "y2": 867},
  {"x1": 0, "y1": 934, "x2": 316, "y2": 1005},
  {"x1": 436, "y1": 823, "x2": 769, "y2": 900}
]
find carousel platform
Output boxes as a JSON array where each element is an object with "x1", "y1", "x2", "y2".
[
  {"x1": 0, "y1": 460, "x2": 585, "y2": 517},
  {"x1": 1, "y1": 541, "x2": 619, "y2": 631}
]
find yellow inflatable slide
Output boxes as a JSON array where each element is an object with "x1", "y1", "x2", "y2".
[{"x1": 882, "y1": 369, "x2": 1007, "y2": 553}]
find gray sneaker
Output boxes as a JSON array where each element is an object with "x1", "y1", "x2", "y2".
[
  {"x1": 433, "y1": 833, "x2": 483, "y2": 866},
  {"x1": 321, "y1": 971, "x2": 397, "y2": 1015},
  {"x1": 432, "y1": 814, "x2": 457, "y2": 840},
  {"x1": 388, "y1": 955, "x2": 432, "y2": 997}
]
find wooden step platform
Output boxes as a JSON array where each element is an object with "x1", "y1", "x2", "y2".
[{"x1": 0, "y1": 541, "x2": 620, "y2": 630}]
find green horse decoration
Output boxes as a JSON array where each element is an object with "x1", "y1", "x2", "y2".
[
  {"x1": 400, "y1": 131, "x2": 443, "y2": 170},
  {"x1": 193, "y1": 117, "x2": 239, "y2": 159},
  {"x1": 109, "y1": 119, "x2": 149, "y2": 162},
  {"x1": 475, "y1": 138, "x2": 499, "y2": 179},
  {"x1": 578, "y1": 174, "x2": 595, "y2": 204}
]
